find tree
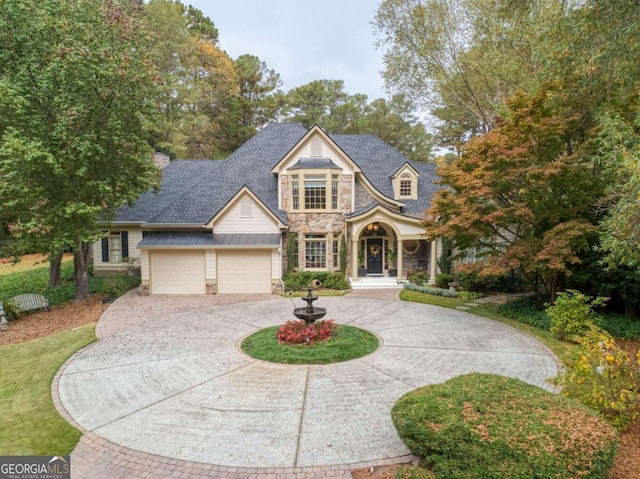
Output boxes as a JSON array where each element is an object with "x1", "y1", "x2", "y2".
[
  {"x1": 0, "y1": 0, "x2": 159, "y2": 299},
  {"x1": 425, "y1": 88, "x2": 604, "y2": 300},
  {"x1": 286, "y1": 80, "x2": 367, "y2": 133},
  {"x1": 226, "y1": 54, "x2": 286, "y2": 148},
  {"x1": 145, "y1": 0, "x2": 237, "y2": 159},
  {"x1": 374, "y1": 0, "x2": 565, "y2": 141},
  {"x1": 357, "y1": 95, "x2": 434, "y2": 162}
]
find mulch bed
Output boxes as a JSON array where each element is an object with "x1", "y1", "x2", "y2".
[
  {"x1": 1, "y1": 298, "x2": 638, "y2": 478},
  {"x1": 0, "y1": 295, "x2": 104, "y2": 346}
]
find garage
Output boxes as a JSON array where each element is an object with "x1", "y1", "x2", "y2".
[
  {"x1": 217, "y1": 250, "x2": 272, "y2": 294},
  {"x1": 150, "y1": 250, "x2": 206, "y2": 295}
]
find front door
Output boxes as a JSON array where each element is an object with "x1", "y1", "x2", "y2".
[{"x1": 367, "y1": 238, "x2": 383, "y2": 274}]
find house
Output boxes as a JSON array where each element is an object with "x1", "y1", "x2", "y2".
[{"x1": 93, "y1": 123, "x2": 442, "y2": 294}]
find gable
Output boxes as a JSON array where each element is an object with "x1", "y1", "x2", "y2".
[
  {"x1": 272, "y1": 125, "x2": 360, "y2": 175},
  {"x1": 209, "y1": 189, "x2": 282, "y2": 234}
]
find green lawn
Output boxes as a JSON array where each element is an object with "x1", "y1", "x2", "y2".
[
  {"x1": 399, "y1": 289, "x2": 468, "y2": 309},
  {"x1": 0, "y1": 325, "x2": 96, "y2": 455},
  {"x1": 241, "y1": 324, "x2": 379, "y2": 364},
  {"x1": 283, "y1": 289, "x2": 350, "y2": 298}
]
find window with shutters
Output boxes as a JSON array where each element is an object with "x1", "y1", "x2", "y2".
[{"x1": 101, "y1": 231, "x2": 128, "y2": 263}]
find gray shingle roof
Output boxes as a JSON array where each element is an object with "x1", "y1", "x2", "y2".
[{"x1": 115, "y1": 123, "x2": 439, "y2": 225}]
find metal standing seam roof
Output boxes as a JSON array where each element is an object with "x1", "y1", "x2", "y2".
[
  {"x1": 286, "y1": 158, "x2": 342, "y2": 170},
  {"x1": 138, "y1": 232, "x2": 281, "y2": 248}
]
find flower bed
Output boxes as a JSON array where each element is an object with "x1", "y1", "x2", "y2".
[{"x1": 277, "y1": 319, "x2": 338, "y2": 345}]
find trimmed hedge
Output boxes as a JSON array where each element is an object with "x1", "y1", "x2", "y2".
[
  {"x1": 498, "y1": 296, "x2": 640, "y2": 340},
  {"x1": 403, "y1": 282, "x2": 457, "y2": 298},
  {"x1": 283, "y1": 271, "x2": 349, "y2": 291},
  {"x1": 392, "y1": 373, "x2": 618, "y2": 479}
]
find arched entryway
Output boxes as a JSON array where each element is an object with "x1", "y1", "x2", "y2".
[{"x1": 357, "y1": 221, "x2": 397, "y2": 277}]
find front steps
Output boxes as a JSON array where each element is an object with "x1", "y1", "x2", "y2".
[{"x1": 350, "y1": 276, "x2": 405, "y2": 290}]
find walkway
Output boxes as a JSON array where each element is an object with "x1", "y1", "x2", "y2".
[{"x1": 54, "y1": 290, "x2": 558, "y2": 479}]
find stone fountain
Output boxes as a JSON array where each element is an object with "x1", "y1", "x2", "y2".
[{"x1": 293, "y1": 287, "x2": 327, "y2": 325}]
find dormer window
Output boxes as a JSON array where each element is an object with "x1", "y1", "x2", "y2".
[
  {"x1": 400, "y1": 177, "x2": 412, "y2": 197},
  {"x1": 392, "y1": 164, "x2": 419, "y2": 200}
]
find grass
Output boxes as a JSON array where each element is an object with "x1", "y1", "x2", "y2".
[
  {"x1": 400, "y1": 289, "x2": 468, "y2": 309},
  {"x1": 241, "y1": 324, "x2": 379, "y2": 364},
  {"x1": 0, "y1": 325, "x2": 97, "y2": 455},
  {"x1": 0, "y1": 253, "x2": 73, "y2": 276},
  {"x1": 392, "y1": 373, "x2": 618, "y2": 479}
]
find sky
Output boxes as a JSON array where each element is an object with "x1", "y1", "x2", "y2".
[{"x1": 186, "y1": 0, "x2": 388, "y2": 100}]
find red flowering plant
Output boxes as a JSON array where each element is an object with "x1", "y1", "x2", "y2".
[{"x1": 276, "y1": 319, "x2": 339, "y2": 345}]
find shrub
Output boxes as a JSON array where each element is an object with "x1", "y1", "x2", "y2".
[
  {"x1": 407, "y1": 270, "x2": 429, "y2": 286},
  {"x1": 323, "y1": 272, "x2": 349, "y2": 290},
  {"x1": 392, "y1": 373, "x2": 618, "y2": 479},
  {"x1": 100, "y1": 275, "x2": 140, "y2": 297},
  {"x1": 403, "y1": 282, "x2": 457, "y2": 298},
  {"x1": 454, "y1": 263, "x2": 519, "y2": 292},
  {"x1": 434, "y1": 273, "x2": 454, "y2": 289},
  {"x1": 276, "y1": 319, "x2": 338, "y2": 345},
  {"x1": 558, "y1": 328, "x2": 640, "y2": 430},
  {"x1": 284, "y1": 271, "x2": 348, "y2": 291},
  {"x1": 601, "y1": 314, "x2": 640, "y2": 340},
  {"x1": 547, "y1": 290, "x2": 606, "y2": 342},
  {"x1": 497, "y1": 297, "x2": 552, "y2": 330},
  {"x1": 454, "y1": 263, "x2": 487, "y2": 292},
  {"x1": 457, "y1": 290, "x2": 483, "y2": 301},
  {"x1": 0, "y1": 299, "x2": 21, "y2": 321}
]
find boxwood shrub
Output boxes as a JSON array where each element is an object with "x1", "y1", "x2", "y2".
[
  {"x1": 283, "y1": 271, "x2": 349, "y2": 291},
  {"x1": 403, "y1": 282, "x2": 457, "y2": 298},
  {"x1": 392, "y1": 373, "x2": 618, "y2": 479}
]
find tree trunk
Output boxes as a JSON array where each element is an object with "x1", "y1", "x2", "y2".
[
  {"x1": 74, "y1": 241, "x2": 91, "y2": 300},
  {"x1": 48, "y1": 249, "x2": 63, "y2": 288}
]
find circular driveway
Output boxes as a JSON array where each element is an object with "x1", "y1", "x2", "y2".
[{"x1": 57, "y1": 293, "x2": 559, "y2": 469}]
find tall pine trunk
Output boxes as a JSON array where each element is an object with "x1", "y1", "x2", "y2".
[
  {"x1": 48, "y1": 249, "x2": 63, "y2": 288},
  {"x1": 74, "y1": 241, "x2": 92, "y2": 300}
]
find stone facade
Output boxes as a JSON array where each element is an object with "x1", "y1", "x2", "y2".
[
  {"x1": 402, "y1": 239, "x2": 431, "y2": 274},
  {"x1": 354, "y1": 181, "x2": 400, "y2": 213}
]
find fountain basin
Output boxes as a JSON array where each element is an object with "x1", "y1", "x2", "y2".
[{"x1": 293, "y1": 307, "x2": 327, "y2": 324}]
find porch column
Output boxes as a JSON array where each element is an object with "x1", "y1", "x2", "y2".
[
  {"x1": 351, "y1": 238, "x2": 359, "y2": 279},
  {"x1": 397, "y1": 240, "x2": 403, "y2": 279},
  {"x1": 428, "y1": 239, "x2": 437, "y2": 285}
]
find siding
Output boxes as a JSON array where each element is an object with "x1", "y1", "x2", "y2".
[
  {"x1": 214, "y1": 196, "x2": 279, "y2": 234},
  {"x1": 271, "y1": 248, "x2": 281, "y2": 279},
  {"x1": 205, "y1": 250, "x2": 217, "y2": 280},
  {"x1": 93, "y1": 228, "x2": 144, "y2": 270},
  {"x1": 282, "y1": 138, "x2": 354, "y2": 173}
]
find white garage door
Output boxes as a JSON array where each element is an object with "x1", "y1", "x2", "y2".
[
  {"x1": 150, "y1": 250, "x2": 206, "y2": 294},
  {"x1": 217, "y1": 250, "x2": 271, "y2": 294}
]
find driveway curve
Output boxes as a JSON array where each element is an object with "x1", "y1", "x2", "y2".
[{"x1": 56, "y1": 291, "x2": 559, "y2": 472}]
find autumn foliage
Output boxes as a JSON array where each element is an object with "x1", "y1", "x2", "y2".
[{"x1": 426, "y1": 88, "x2": 603, "y2": 299}]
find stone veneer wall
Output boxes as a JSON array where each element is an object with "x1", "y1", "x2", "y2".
[
  {"x1": 281, "y1": 174, "x2": 353, "y2": 272},
  {"x1": 403, "y1": 240, "x2": 431, "y2": 274},
  {"x1": 354, "y1": 181, "x2": 400, "y2": 213}
]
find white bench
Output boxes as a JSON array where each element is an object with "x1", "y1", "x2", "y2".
[{"x1": 8, "y1": 294, "x2": 50, "y2": 313}]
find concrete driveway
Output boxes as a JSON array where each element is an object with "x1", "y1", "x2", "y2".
[{"x1": 55, "y1": 290, "x2": 559, "y2": 476}]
